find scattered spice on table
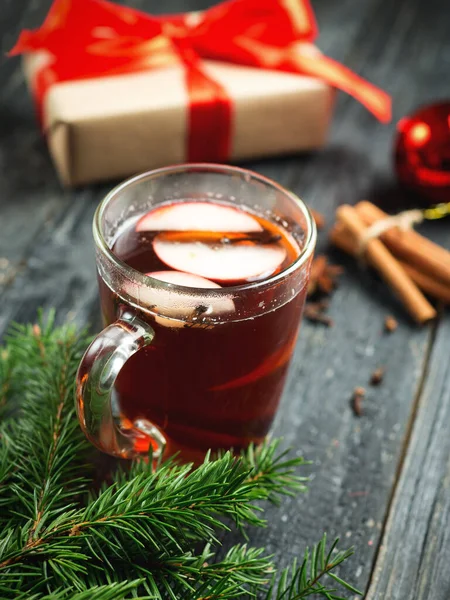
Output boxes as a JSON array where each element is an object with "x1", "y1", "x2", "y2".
[
  {"x1": 370, "y1": 367, "x2": 385, "y2": 386},
  {"x1": 384, "y1": 315, "x2": 398, "y2": 333},
  {"x1": 351, "y1": 386, "x2": 366, "y2": 416},
  {"x1": 305, "y1": 255, "x2": 343, "y2": 326},
  {"x1": 304, "y1": 301, "x2": 334, "y2": 326},
  {"x1": 307, "y1": 255, "x2": 344, "y2": 296}
]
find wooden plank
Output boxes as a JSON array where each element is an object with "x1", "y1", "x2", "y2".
[
  {"x1": 0, "y1": 188, "x2": 102, "y2": 336},
  {"x1": 0, "y1": 0, "x2": 71, "y2": 295},
  {"x1": 218, "y1": 272, "x2": 433, "y2": 588},
  {"x1": 366, "y1": 315, "x2": 450, "y2": 600},
  {"x1": 218, "y1": 0, "x2": 450, "y2": 591},
  {"x1": 0, "y1": 0, "x2": 449, "y2": 595}
]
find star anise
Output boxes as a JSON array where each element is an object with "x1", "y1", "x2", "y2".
[
  {"x1": 308, "y1": 255, "x2": 344, "y2": 297},
  {"x1": 303, "y1": 300, "x2": 334, "y2": 327}
]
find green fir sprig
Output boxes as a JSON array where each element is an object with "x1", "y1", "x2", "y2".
[{"x1": 0, "y1": 312, "x2": 360, "y2": 599}]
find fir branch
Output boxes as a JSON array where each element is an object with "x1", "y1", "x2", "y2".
[
  {"x1": 0, "y1": 328, "x2": 24, "y2": 516},
  {"x1": 0, "y1": 313, "x2": 359, "y2": 599},
  {"x1": 263, "y1": 535, "x2": 360, "y2": 599},
  {"x1": 0, "y1": 421, "x2": 19, "y2": 514},
  {"x1": 1, "y1": 312, "x2": 92, "y2": 531},
  {"x1": 0, "y1": 346, "x2": 15, "y2": 419},
  {"x1": 20, "y1": 580, "x2": 149, "y2": 600},
  {"x1": 0, "y1": 449, "x2": 284, "y2": 589},
  {"x1": 121, "y1": 544, "x2": 274, "y2": 600},
  {"x1": 237, "y1": 440, "x2": 310, "y2": 505}
]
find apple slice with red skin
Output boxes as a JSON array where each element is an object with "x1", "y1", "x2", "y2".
[
  {"x1": 147, "y1": 270, "x2": 221, "y2": 289},
  {"x1": 136, "y1": 202, "x2": 263, "y2": 233},
  {"x1": 128, "y1": 270, "x2": 235, "y2": 328},
  {"x1": 153, "y1": 237, "x2": 286, "y2": 283}
]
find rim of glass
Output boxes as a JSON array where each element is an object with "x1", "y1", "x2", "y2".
[{"x1": 93, "y1": 163, "x2": 317, "y2": 295}]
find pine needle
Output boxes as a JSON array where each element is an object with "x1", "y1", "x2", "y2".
[{"x1": 0, "y1": 312, "x2": 360, "y2": 599}]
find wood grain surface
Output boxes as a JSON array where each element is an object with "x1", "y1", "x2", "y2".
[{"x1": 1, "y1": 0, "x2": 449, "y2": 597}]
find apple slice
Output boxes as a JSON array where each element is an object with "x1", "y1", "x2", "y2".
[
  {"x1": 124, "y1": 270, "x2": 235, "y2": 328},
  {"x1": 136, "y1": 202, "x2": 262, "y2": 233},
  {"x1": 210, "y1": 337, "x2": 296, "y2": 391},
  {"x1": 153, "y1": 238, "x2": 287, "y2": 283},
  {"x1": 147, "y1": 270, "x2": 221, "y2": 289}
]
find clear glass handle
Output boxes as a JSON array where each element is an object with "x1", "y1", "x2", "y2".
[{"x1": 75, "y1": 312, "x2": 166, "y2": 459}]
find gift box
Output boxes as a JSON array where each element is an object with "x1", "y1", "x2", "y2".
[
  {"x1": 11, "y1": 0, "x2": 391, "y2": 187},
  {"x1": 23, "y1": 53, "x2": 333, "y2": 186}
]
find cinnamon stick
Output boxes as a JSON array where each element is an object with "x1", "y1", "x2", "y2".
[
  {"x1": 336, "y1": 205, "x2": 436, "y2": 324},
  {"x1": 355, "y1": 201, "x2": 450, "y2": 286},
  {"x1": 330, "y1": 223, "x2": 450, "y2": 304},
  {"x1": 402, "y1": 264, "x2": 450, "y2": 304},
  {"x1": 329, "y1": 222, "x2": 356, "y2": 253}
]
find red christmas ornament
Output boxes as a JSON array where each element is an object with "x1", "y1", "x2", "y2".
[{"x1": 395, "y1": 102, "x2": 450, "y2": 203}]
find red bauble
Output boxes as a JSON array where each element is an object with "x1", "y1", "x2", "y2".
[{"x1": 395, "y1": 102, "x2": 450, "y2": 203}]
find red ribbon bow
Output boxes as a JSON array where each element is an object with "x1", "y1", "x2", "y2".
[{"x1": 10, "y1": 0, "x2": 391, "y2": 163}]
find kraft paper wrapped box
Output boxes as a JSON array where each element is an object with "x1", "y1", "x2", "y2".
[
  {"x1": 12, "y1": 0, "x2": 390, "y2": 187},
  {"x1": 24, "y1": 55, "x2": 334, "y2": 187}
]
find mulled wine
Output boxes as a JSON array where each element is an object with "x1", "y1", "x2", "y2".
[{"x1": 99, "y1": 200, "x2": 307, "y2": 457}]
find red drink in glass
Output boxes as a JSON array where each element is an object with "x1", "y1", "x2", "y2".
[{"x1": 76, "y1": 166, "x2": 316, "y2": 461}]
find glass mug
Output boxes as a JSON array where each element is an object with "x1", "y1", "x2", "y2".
[{"x1": 76, "y1": 164, "x2": 316, "y2": 461}]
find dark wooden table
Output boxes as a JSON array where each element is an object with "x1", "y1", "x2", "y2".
[{"x1": 1, "y1": 0, "x2": 450, "y2": 597}]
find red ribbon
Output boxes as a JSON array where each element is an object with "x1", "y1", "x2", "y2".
[{"x1": 10, "y1": 0, "x2": 391, "y2": 163}]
